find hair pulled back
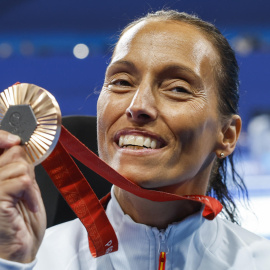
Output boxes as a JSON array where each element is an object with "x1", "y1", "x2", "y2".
[{"x1": 116, "y1": 10, "x2": 247, "y2": 223}]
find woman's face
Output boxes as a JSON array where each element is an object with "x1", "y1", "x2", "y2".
[{"x1": 97, "y1": 20, "x2": 225, "y2": 195}]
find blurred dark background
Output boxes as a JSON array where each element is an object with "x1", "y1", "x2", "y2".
[{"x1": 1, "y1": 0, "x2": 270, "y2": 236}]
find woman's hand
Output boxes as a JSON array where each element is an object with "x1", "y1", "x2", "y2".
[{"x1": 0, "y1": 130, "x2": 46, "y2": 263}]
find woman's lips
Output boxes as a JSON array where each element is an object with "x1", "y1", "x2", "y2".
[
  {"x1": 118, "y1": 134, "x2": 160, "y2": 149},
  {"x1": 114, "y1": 129, "x2": 166, "y2": 150}
]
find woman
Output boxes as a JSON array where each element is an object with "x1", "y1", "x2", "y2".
[{"x1": 0, "y1": 10, "x2": 269, "y2": 269}]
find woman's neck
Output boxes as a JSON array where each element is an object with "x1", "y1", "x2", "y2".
[{"x1": 114, "y1": 186, "x2": 202, "y2": 229}]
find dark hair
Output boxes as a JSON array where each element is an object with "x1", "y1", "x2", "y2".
[{"x1": 116, "y1": 10, "x2": 248, "y2": 224}]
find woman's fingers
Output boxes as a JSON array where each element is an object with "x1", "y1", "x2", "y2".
[
  {"x1": 0, "y1": 175, "x2": 40, "y2": 213},
  {"x1": 0, "y1": 173, "x2": 45, "y2": 262},
  {"x1": 0, "y1": 130, "x2": 37, "y2": 212},
  {"x1": 0, "y1": 145, "x2": 37, "y2": 213},
  {"x1": 0, "y1": 130, "x2": 46, "y2": 262},
  {"x1": 0, "y1": 130, "x2": 21, "y2": 148},
  {"x1": 0, "y1": 161, "x2": 35, "y2": 182},
  {"x1": 0, "y1": 145, "x2": 31, "y2": 168}
]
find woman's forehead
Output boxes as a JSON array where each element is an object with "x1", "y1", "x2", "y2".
[
  {"x1": 116, "y1": 20, "x2": 211, "y2": 48},
  {"x1": 111, "y1": 20, "x2": 218, "y2": 75}
]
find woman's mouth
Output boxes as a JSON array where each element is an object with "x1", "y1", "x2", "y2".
[{"x1": 118, "y1": 134, "x2": 163, "y2": 150}]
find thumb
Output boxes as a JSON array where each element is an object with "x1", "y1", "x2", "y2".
[{"x1": 0, "y1": 131, "x2": 21, "y2": 148}]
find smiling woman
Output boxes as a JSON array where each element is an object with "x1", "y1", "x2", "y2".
[
  {"x1": 0, "y1": 9, "x2": 270, "y2": 270},
  {"x1": 98, "y1": 12, "x2": 243, "y2": 224}
]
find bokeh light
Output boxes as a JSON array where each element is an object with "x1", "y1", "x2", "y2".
[
  {"x1": 0, "y1": 43, "x2": 13, "y2": 58},
  {"x1": 73, "y1": 43, "x2": 89, "y2": 59}
]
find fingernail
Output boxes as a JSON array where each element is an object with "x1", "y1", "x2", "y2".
[{"x1": 8, "y1": 134, "x2": 21, "y2": 143}]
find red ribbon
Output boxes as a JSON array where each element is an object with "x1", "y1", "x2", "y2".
[{"x1": 42, "y1": 125, "x2": 222, "y2": 258}]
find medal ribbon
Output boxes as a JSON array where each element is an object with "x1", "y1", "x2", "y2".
[{"x1": 42, "y1": 125, "x2": 223, "y2": 258}]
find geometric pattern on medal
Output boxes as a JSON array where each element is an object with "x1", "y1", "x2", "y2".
[{"x1": 0, "y1": 83, "x2": 61, "y2": 166}]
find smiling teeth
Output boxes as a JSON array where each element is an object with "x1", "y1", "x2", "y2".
[{"x1": 118, "y1": 135, "x2": 160, "y2": 149}]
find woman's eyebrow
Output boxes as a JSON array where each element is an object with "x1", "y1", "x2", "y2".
[
  {"x1": 161, "y1": 65, "x2": 200, "y2": 80},
  {"x1": 160, "y1": 65, "x2": 204, "y2": 89},
  {"x1": 107, "y1": 60, "x2": 138, "y2": 73}
]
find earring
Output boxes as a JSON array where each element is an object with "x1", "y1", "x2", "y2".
[{"x1": 220, "y1": 152, "x2": 225, "y2": 158}]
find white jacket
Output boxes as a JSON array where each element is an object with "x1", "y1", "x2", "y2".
[{"x1": 1, "y1": 188, "x2": 270, "y2": 270}]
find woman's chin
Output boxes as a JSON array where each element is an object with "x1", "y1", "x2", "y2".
[{"x1": 117, "y1": 171, "x2": 168, "y2": 190}]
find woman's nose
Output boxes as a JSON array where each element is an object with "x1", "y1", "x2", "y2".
[{"x1": 125, "y1": 85, "x2": 158, "y2": 124}]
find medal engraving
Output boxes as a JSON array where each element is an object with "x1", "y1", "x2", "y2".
[{"x1": 1, "y1": 105, "x2": 37, "y2": 144}]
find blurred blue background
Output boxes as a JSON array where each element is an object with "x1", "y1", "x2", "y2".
[{"x1": 1, "y1": 0, "x2": 270, "y2": 236}]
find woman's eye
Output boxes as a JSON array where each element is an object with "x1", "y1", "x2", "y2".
[
  {"x1": 106, "y1": 77, "x2": 134, "y2": 93},
  {"x1": 112, "y1": 80, "x2": 131, "y2": 87},
  {"x1": 171, "y1": 87, "x2": 189, "y2": 93}
]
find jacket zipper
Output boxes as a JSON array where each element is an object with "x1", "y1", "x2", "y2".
[
  {"x1": 158, "y1": 252, "x2": 166, "y2": 270},
  {"x1": 158, "y1": 231, "x2": 168, "y2": 270}
]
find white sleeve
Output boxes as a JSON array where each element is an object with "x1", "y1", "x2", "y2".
[{"x1": 0, "y1": 258, "x2": 36, "y2": 270}]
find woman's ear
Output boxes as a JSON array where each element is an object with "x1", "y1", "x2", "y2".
[{"x1": 216, "y1": 115, "x2": 242, "y2": 158}]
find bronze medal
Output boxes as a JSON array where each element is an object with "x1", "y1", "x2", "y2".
[{"x1": 0, "y1": 83, "x2": 61, "y2": 165}]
